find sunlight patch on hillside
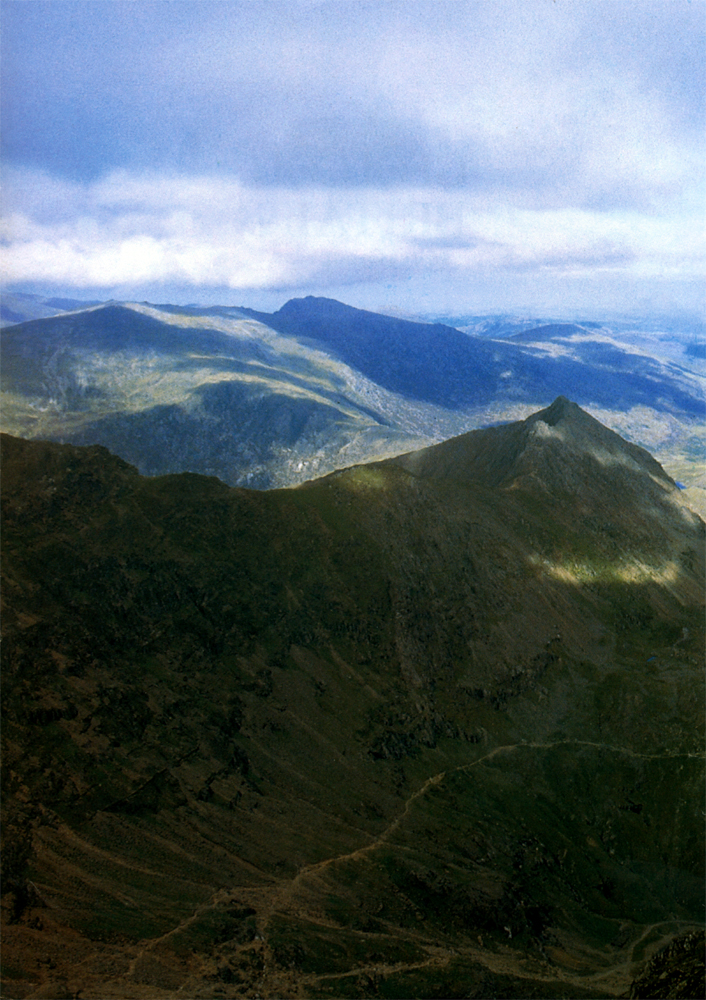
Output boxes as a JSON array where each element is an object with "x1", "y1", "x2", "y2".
[
  {"x1": 126, "y1": 303, "x2": 363, "y2": 385},
  {"x1": 341, "y1": 466, "x2": 390, "y2": 492},
  {"x1": 530, "y1": 554, "x2": 682, "y2": 587},
  {"x1": 589, "y1": 404, "x2": 704, "y2": 455},
  {"x1": 0, "y1": 358, "x2": 381, "y2": 441}
]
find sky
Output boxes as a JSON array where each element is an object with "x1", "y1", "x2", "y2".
[{"x1": 1, "y1": 0, "x2": 704, "y2": 318}]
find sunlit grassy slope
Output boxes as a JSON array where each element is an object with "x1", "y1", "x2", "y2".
[
  {"x1": 1, "y1": 299, "x2": 703, "y2": 493},
  {"x1": 2, "y1": 400, "x2": 703, "y2": 998},
  {"x1": 0, "y1": 302, "x2": 458, "y2": 486}
]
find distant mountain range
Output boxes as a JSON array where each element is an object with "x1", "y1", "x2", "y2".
[
  {"x1": 1, "y1": 295, "x2": 704, "y2": 504},
  {"x1": 2, "y1": 400, "x2": 703, "y2": 998},
  {"x1": 0, "y1": 290, "x2": 103, "y2": 327}
]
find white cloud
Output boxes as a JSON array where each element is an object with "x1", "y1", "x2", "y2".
[
  {"x1": 2, "y1": 168, "x2": 703, "y2": 297},
  {"x1": 2, "y1": 0, "x2": 703, "y2": 316}
]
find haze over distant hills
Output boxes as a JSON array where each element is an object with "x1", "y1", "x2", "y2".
[
  {"x1": 1, "y1": 295, "x2": 703, "y2": 506},
  {"x1": 0, "y1": 291, "x2": 104, "y2": 327},
  {"x1": 2, "y1": 398, "x2": 704, "y2": 998}
]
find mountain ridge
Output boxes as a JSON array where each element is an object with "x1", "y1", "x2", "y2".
[
  {"x1": 2, "y1": 296, "x2": 702, "y2": 501},
  {"x1": 241, "y1": 296, "x2": 704, "y2": 416},
  {"x1": 387, "y1": 395, "x2": 675, "y2": 497},
  {"x1": 2, "y1": 402, "x2": 703, "y2": 998}
]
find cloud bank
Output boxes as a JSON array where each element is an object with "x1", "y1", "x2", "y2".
[
  {"x1": 3, "y1": 168, "x2": 701, "y2": 290},
  {"x1": 1, "y1": 0, "x2": 704, "y2": 315}
]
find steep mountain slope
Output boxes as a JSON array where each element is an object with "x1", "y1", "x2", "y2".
[
  {"x1": 2, "y1": 297, "x2": 703, "y2": 493},
  {"x1": 389, "y1": 395, "x2": 672, "y2": 495},
  {"x1": 0, "y1": 301, "x2": 446, "y2": 488},
  {"x1": 2, "y1": 401, "x2": 703, "y2": 999},
  {"x1": 240, "y1": 297, "x2": 502, "y2": 407},
  {"x1": 249, "y1": 297, "x2": 702, "y2": 418}
]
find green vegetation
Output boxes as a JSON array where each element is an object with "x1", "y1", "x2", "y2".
[{"x1": 1, "y1": 402, "x2": 703, "y2": 998}]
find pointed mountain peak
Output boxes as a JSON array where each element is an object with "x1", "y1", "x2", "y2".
[
  {"x1": 533, "y1": 395, "x2": 581, "y2": 426},
  {"x1": 387, "y1": 397, "x2": 674, "y2": 497},
  {"x1": 524, "y1": 396, "x2": 609, "y2": 441}
]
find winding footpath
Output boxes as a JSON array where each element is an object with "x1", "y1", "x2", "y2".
[
  {"x1": 126, "y1": 736, "x2": 703, "y2": 997},
  {"x1": 287, "y1": 737, "x2": 704, "y2": 889}
]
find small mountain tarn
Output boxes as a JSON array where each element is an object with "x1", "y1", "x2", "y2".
[{"x1": 1, "y1": 399, "x2": 704, "y2": 998}]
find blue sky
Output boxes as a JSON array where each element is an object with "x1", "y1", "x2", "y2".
[{"x1": 1, "y1": 0, "x2": 704, "y2": 317}]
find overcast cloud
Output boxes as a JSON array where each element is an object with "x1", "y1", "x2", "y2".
[{"x1": 1, "y1": 0, "x2": 704, "y2": 316}]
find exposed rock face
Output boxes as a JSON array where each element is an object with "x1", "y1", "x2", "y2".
[
  {"x1": 1, "y1": 401, "x2": 704, "y2": 998},
  {"x1": 626, "y1": 930, "x2": 705, "y2": 999}
]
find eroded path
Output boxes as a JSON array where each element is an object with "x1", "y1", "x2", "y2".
[
  {"x1": 272, "y1": 737, "x2": 703, "y2": 897},
  {"x1": 119, "y1": 736, "x2": 704, "y2": 998}
]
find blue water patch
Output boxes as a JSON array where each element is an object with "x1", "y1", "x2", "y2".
[{"x1": 675, "y1": 482, "x2": 687, "y2": 490}]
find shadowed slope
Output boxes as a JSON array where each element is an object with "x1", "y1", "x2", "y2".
[
  {"x1": 1, "y1": 402, "x2": 703, "y2": 998},
  {"x1": 243, "y1": 296, "x2": 501, "y2": 408}
]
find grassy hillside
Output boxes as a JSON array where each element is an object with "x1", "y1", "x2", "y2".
[
  {"x1": 2, "y1": 401, "x2": 703, "y2": 998},
  {"x1": 2, "y1": 299, "x2": 703, "y2": 495},
  {"x1": 0, "y1": 302, "x2": 448, "y2": 487}
]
